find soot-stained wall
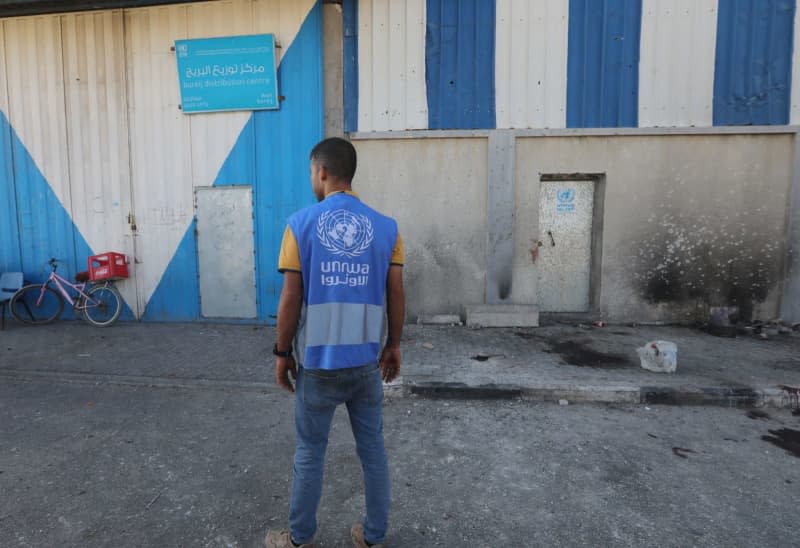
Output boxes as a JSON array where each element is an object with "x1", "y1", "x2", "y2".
[
  {"x1": 515, "y1": 134, "x2": 794, "y2": 322},
  {"x1": 352, "y1": 138, "x2": 488, "y2": 320},
  {"x1": 350, "y1": 133, "x2": 792, "y2": 323}
]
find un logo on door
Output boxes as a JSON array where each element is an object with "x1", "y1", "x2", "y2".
[
  {"x1": 557, "y1": 189, "x2": 575, "y2": 203},
  {"x1": 556, "y1": 188, "x2": 576, "y2": 213},
  {"x1": 316, "y1": 210, "x2": 374, "y2": 258}
]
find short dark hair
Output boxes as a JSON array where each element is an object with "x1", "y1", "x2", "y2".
[{"x1": 309, "y1": 137, "x2": 357, "y2": 182}]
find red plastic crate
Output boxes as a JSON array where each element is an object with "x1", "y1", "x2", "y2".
[{"x1": 88, "y1": 252, "x2": 129, "y2": 281}]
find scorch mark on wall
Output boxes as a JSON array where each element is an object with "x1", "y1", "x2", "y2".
[{"x1": 633, "y1": 211, "x2": 782, "y2": 320}]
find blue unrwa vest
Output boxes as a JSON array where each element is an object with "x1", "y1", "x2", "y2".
[{"x1": 288, "y1": 192, "x2": 398, "y2": 370}]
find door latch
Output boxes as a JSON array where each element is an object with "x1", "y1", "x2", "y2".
[{"x1": 547, "y1": 230, "x2": 556, "y2": 247}]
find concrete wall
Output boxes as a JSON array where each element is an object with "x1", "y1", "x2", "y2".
[
  {"x1": 515, "y1": 134, "x2": 793, "y2": 322},
  {"x1": 352, "y1": 133, "x2": 794, "y2": 323},
  {"x1": 352, "y1": 138, "x2": 488, "y2": 320},
  {"x1": 782, "y1": 136, "x2": 800, "y2": 324},
  {"x1": 323, "y1": 2, "x2": 343, "y2": 137}
]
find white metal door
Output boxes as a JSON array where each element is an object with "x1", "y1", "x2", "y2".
[
  {"x1": 537, "y1": 181, "x2": 594, "y2": 312},
  {"x1": 195, "y1": 186, "x2": 257, "y2": 318}
]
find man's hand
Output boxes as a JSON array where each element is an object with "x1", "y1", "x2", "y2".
[
  {"x1": 275, "y1": 355, "x2": 298, "y2": 393},
  {"x1": 275, "y1": 270, "x2": 302, "y2": 394},
  {"x1": 379, "y1": 345, "x2": 401, "y2": 383}
]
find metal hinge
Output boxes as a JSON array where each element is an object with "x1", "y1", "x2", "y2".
[{"x1": 127, "y1": 212, "x2": 137, "y2": 232}]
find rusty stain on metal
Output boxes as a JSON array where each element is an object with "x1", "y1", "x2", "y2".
[{"x1": 529, "y1": 239, "x2": 540, "y2": 264}]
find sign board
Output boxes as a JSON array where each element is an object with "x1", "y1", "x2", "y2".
[
  {"x1": 556, "y1": 188, "x2": 576, "y2": 213},
  {"x1": 175, "y1": 34, "x2": 279, "y2": 113}
]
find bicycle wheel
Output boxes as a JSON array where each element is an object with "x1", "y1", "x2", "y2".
[
  {"x1": 10, "y1": 284, "x2": 64, "y2": 325},
  {"x1": 83, "y1": 284, "x2": 122, "y2": 327}
]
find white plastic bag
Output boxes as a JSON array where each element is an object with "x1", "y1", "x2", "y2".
[{"x1": 637, "y1": 341, "x2": 677, "y2": 373}]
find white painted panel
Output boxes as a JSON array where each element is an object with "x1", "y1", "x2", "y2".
[
  {"x1": 185, "y1": 1, "x2": 256, "y2": 189},
  {"x1": 125, "y1": 4, "x2": 193, "y2": 314},
  {"x1": 196, "y1": 186, "x2": 256, "y2": 318},
  {"x1": 183, "y1": 0, "x2": 314, "y2": 188},
  {"x1": 61, "y1": 11, "x2": 138, "y2": 314},
  {"x1": 253, "y1": 0, "x2": 316, "y2": 64},
  {"x1": 125, "y1": 0, "x2": 315, "y2": 312},
  {"x1": 537, "y1": 181, "x2": 593, "y2": 312},
  {"x1": 639, "y1": 0, "x2": 718, "y2": 127},
  {"x1": 2, "y1": 16, "x2": 72, "y2": 212},
  {"x1": 0, "y1": 24, "x2": 7, "y2": 114},
  {"x1": 792, "y1": 3, "x2": 800, "y2": 124},
  {"x1": 358, "y1": 0, "x2": 427, "y2": 131},
  {"x1": 496, "y1": 0, "x2": 568, "y2": 129}
]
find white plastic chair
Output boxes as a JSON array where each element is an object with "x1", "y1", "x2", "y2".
[{"x1": 0, "y1": 272, "x2": 23, "y2": 330}]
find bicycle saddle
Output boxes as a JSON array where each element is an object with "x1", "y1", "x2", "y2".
[{"x1": 75, "y1": 271, "x2": 90, "y2": 283}]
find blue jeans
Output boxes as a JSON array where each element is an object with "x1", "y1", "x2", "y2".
[{"x1": 289, "y1": 363, "x2": 390, "y2": 545}]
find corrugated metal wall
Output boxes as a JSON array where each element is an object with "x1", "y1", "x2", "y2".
[
  {"x1": 343, "y1": 0, "x2": 358, "y2": 132},
  {"x1": 566, "y1": 0, "x2": 642, "y2": 128},
  {"x1": 495, "y1": 0, "x2": 568, "y2": 129},
  {"x1": 124, "y1": 3, "x2": 197, "y2": 318},
  {"x1": 713, "y1": 0, "x2": 796, "y2": 126},
  {"x1": 61, "y1": 10, "x2": 137, "y2": 312},
  {"x1": 209, "y1": 0, "x2": 323, "y2": 321},
  {"x1": 128, "y1": 0, "x2": 320, "y2": 321},
  {"x1": 0, "y1": 14, "x2": 93, "y2": 309},
  {"x1": 425, "y1": 0, "x2": 496, "y2": 129},
  {"x1": 350, "y1": 0, "x2": 800, "y2": 131},
  {"x1": 356, "y1": 0, "x2": 426, "y2": 132},
  {"x1": 794, "y1": 1, "x2": 800, "y2": 124},
  {"x1": 0, "y1": 24, "x2": 17, "y2": 272},
  {"x1": 639, "y1": 0, "x2": 718, "y2": 127},
  {"x1": 0, "y1": 0, "x2": 322, "y2": 322}
]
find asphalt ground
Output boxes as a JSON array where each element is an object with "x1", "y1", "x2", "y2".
[{"x1": 2, "y1": 378, "x2": 799, "y2": 547}]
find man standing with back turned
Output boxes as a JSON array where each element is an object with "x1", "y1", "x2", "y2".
[{"x1": 265, "y1": 137, "x2": 405, "y2": 548}]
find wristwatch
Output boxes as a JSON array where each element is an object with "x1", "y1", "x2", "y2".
[{"x1": 273, "y1": 343, "x2": 293, "y2": 358}]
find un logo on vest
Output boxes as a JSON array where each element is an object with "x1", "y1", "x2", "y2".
[{"x1": 316, "y1": 209, "x2": 374, "y2": 258}]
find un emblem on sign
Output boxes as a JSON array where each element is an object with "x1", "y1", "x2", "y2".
[
  {"x1": 557, "y1": 188, "x2": 576, "y2": 203},
  {"x1": 316, "y1": 210, "x2": 374, "y2": 258}
]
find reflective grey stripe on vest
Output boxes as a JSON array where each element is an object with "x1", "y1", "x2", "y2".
[
  {"x1": 302, "y1": 302, "x2": 385, "y2": 347},
  {"x1": 294, "y1": 304, "x2": 308, "y2": 366}
]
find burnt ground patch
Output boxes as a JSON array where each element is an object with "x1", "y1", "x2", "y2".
[
  {"x1": 548, "y1": 339, "x2": 633, "y2": 369},
  {"x1": 761, "y1": 428, "x2": 800, "y2": 459}
]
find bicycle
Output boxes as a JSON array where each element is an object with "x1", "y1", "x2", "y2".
[{"x1": 10, "y1": 258, "x2": 123, "y2": 327}]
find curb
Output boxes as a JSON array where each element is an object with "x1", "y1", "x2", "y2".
[
  {"x1": 406, "y1": 380, "x2": 799, "y2": 409},
  {"x1": 2, "y1": 369, "x2": 797, "y2": 409}
]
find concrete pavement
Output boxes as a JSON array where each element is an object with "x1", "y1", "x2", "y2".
[{"x1": 1, "y1": 319, "x2": 799, "y2": 408}]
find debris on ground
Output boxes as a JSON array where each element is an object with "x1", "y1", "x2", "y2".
[
  {"x1": 558, "y1": 399, "x2": 569, "y2": 406},
  {"x1": 704, "y1": 312, "x2": 800, "y2": 341},
  {"x1": 672, "y1": 447, "x2": 696, "y2": 459},
  {"x1": 707, "y1": 306, "x2": 739, "y2": 337},
  {"x1": 778, "y1": 385, "x2": 800, "y2": 409},
  {"x1": 637, "y1": 341, "x2": 677, "y2": 373},
  {"x1": 470, "y1": 354, "x2": 504, "y2": 361},
  {"x1": 746, "y1": 409, "x2": 771, "y2": 420},
  {"x1": 741, "y1": 320, "x2": 799, "y2": 340},
  {"x1": 421, "y1": 342, "x2": 434, "y2": 349}
]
